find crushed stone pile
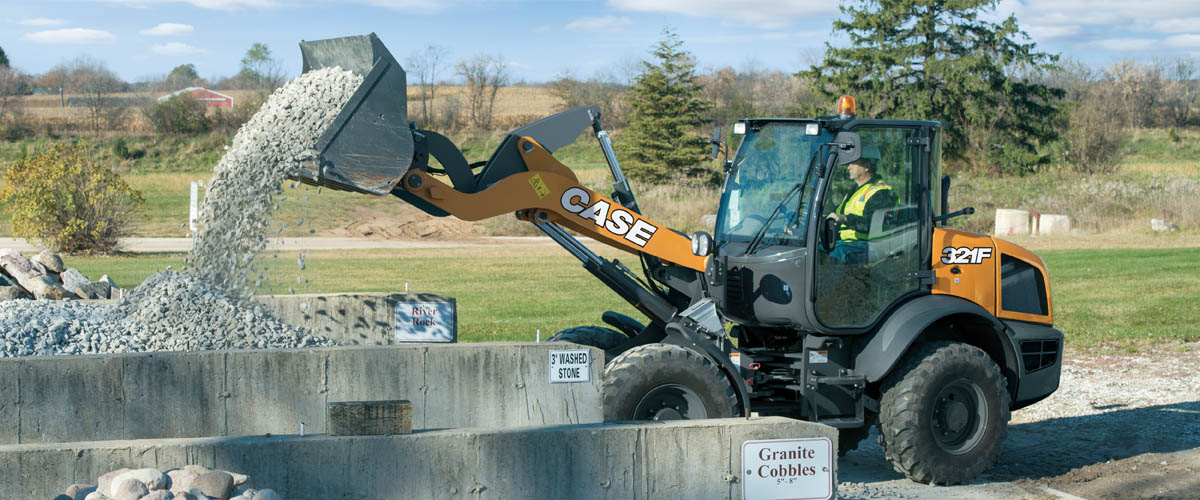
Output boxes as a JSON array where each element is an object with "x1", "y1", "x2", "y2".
[
  {"x1": 0, "y1": 67, "x2": 363, "y2": 358},
  {"x1": 57, "y1": 464, "x2": 281, "y2": 500},
  {"x1": 189, "y1": 66, "x2": 363, "y2": 298}
]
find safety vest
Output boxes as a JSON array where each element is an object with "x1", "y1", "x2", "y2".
[{"x1": 837, "y1": 178, "x2": 893, "y2": 241}]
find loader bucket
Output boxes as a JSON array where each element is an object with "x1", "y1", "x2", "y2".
[{"x1": 293, "y1": 33, "x2": 413, "y2": 195}]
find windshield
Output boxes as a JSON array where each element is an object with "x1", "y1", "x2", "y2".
[{"x1": 716, "y1": 122, "x2": 831, "y2": 247}]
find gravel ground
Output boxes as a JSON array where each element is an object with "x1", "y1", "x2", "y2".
[{"x1": 838, "y1": 343, "x2": 1200, "y2": 499}]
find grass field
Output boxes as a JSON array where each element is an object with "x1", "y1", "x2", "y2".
[{"x1": 60, "y1": 245, "x2": 1199, "y2": 349}]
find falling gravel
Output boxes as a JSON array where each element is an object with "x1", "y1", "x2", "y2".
[{"x1": 0, "y1": 67, "x2": 362, "y2": 358}]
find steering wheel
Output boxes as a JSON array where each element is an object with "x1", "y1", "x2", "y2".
[
  {"x1": 730, "y1": 214, "x2": 767, "y2": 236},
  {"x1": 821, "y1": 214, "x2": 841, "y2": 252}
]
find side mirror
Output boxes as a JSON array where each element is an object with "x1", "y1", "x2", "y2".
[
  {"x1": 710, "y1": 126, "x2": 723, "y2": 159},
  {"x1": 691, "y1": 231, "x2": 714, "y2": 257},
  {"x1": 833, "y1": 131, "x2": 861, "y2": 166}
]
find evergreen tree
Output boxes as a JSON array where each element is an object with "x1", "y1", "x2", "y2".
[
  {"x1": 619, "y1": 28, "x2": 713, "y2": 184},
  {"x1": 0, "y1": 46, "x2": 8, "y2": 68},
  {"x1": 800, "y1": 0, "x2": 1062, "y2": 173}
]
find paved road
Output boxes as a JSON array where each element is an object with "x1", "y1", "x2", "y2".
[{"x1": 0, "y1": 236, "x2": 567, "y2": 253}]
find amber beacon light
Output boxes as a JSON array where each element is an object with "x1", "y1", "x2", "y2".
[{"x1": 836, "y1": 95, "x2": 856, "y2": 118}]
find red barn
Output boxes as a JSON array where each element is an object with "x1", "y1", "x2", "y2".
[{"x1": 158, "y1": 87, "x2": 234, "y2": 108}]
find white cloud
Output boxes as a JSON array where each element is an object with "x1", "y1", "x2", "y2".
[
  {"x1": 608, "y1": 0, "x2": 837, "y2": 30},
  {"x1": 364, "y1": 0, "x2": 451, "y2": 12},
  {"x1": 566, "y1": 16, "x2": 632, "y2": 33},
  {"x1": 86, "y1": 0, "x2": 277, "y2": 10},
  {"x1": 1153, "y1": 18, "x2": 1200, "y2": 34},
  {"x1": 1164, "y1": 34, "x2": 1200, "y2": 49},
  {"x1": 1089, "y1": 38, "x2": 1159, "y2": 52},
  {"x1": 18, "y1": 18, "x2": 66, "y2": 26},
  {"x1": 141, "y1": 23, "x2": 195, "y2": 36},
  {"x1": 24, "y1": 28, "x2": 118, "y2": 45},
  {"x1": 152, "y1": 42, "x2": 209, "y2": 56},
  {"x1": 1025, "y1": 24, "x2": 1081, "y2": 41}
]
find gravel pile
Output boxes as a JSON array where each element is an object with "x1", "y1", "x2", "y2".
[
  {"x1": 57, "y1": 465, "x2": 280, "y2": 500},
  {"x1": 0, "y1": 68, "x2": 362, "y2": 358}
]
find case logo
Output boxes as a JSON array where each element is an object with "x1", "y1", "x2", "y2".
[
  {"x1": 941, "y1": 246, "x2": 993, "y2": 265},
  {"x1": 560, "y1": 187, "x2": 658, "y2": 247}
]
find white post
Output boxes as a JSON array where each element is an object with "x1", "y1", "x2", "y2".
[{"x1": 189, "y1": 181, "x2": 199, "y2": 233}]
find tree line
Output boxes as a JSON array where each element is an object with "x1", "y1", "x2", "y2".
[{"x1": 2, "y1": 0, "x2": 1199, "y2": 181}]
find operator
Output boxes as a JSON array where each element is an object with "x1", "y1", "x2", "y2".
[{"x1": 826, "y1": 143, "x2": 895, "y2": 265}]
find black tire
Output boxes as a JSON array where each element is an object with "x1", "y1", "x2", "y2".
[
  {"x1": 602, "y1": 344, "x2": 739, "y2": 421},
  {"x1": 837, "y1": 411, "x2": 876, "y2": 457},
  {"x1": 547, "y1": 326, "x2": 627, "y2": 351},
  {"x1": 878, "y1": 341, "x2": 1010, "y2": 485}
]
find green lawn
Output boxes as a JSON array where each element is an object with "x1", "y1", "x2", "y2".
[{"x1": 61, "y1": 246, "x2": 1199, "y2": 347}]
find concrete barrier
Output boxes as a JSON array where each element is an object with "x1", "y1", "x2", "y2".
[
  {"x1": 0, "y1": 343, "x2": 602, "y2": 445},
  {"x1": 994, "y1": 209, "x2": 1030, "y2": 236},
  {"x1": 0, "y1": 417, "x2": 838, "y2": 500}
]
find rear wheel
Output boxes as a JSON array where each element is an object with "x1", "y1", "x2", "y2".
[
  {"x1": 878, "y1": 341, "x2": 1010, "y2": 485},
  {"x1": 603, "y1": 344, "x2": 738, "y2": 421}
]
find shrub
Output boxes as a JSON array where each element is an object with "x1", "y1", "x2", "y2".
[
  {"x1": 0, "y1": 141, "x2": 144, "y2": 254},
  {"x1": 145, "y1": 95, "x2": 211, "y2": 135}
]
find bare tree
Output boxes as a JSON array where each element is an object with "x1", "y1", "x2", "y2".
[
  {"x1": 406, "y1": 45, "x2": 449, "y2": 128},
  {"x1": 1166, "y1": 57, "x2": 1197, "y2": 126},
  {"x1": 237, "y1": 43, "x2": 286, "y2": 90},
  {"x1": 70, "y1": 56, "x2": 128, "y2": 135},
  {"x1": 0, "y1": 65, "x2": 22, "y2": 119},
  {"x1": 39, "y1": 64, "x2": 72, "y2": 107},
  {"x1": 455, "y1": 54, "x2": 509, "y2": 129}
]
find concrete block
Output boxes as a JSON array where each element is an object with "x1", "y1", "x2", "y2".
[
  {"x1": 19, "y1": 355, "x2": 124, "y2": 444},
  {"x1": 223, "y1": 349, "x2": 327, "y2": 437},
  {"x1": 120, "y1": 351, "x2": 225, "y2": 440},
  {"x1": 0, "y1": 359, "x2": 18, "y2": 444},
  {"x1": 254, "y1": 293, "x2": 397, "y2": 345},
  {"x1": 1037, "y1": 214, "x2": 1070, "y2": 235},
  {"x1": 994, "y1": 209, "x2": 1030, "y2": 236},
  {"x1": 324, "y1": 345, "x2": 429, "y2": 430},
  {"x1": 327, "y1": 400, "x2": 412, "y2": 436}
]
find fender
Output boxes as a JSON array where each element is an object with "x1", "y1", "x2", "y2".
[
  {"x1": 855, "y1": 294, "x2": 1019, "y2": 386},
  {"x1": 662, "y1": 299, "x2": 753, "y2": 415}
]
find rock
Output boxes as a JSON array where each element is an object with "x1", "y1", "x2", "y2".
[
  {"x1": 35, "y1": 250, "x2": 65, "y2": 273},
  {"x1": 143, "y1": 490, "x2": 175, "y2": 500},
  {"x1": 1150, "y1": 218, "x2": 1181, "y2": 232},
  {"x1": 218, "y1": 470, "x2": 250, "y2": 487},
  {"x1": 249, "y1": 489, "x2": 281, "y2": 500},
  {"x1": 85, "y1": 491, "x2": 114, "y2": 500},
  {"x1": 66, "y1": 484, "x2": 97, "y2": 500},
  {"x1": 112, "y1": 477, "x2": 149, "y2": 500},
  {"x1": 192, "y1": 470, "x2": 234, "y2": 500},
  {"x1": 0, "y1": 248, "x2": 19, "y2": 259},
  {"x1": 185, "y1": 487, "x2": 212, "y2": 500},
  {"x1": 54, "y1": 495, "x2": 72, "y2": 500},
  {"x1": 0, "y1": 284, "x2": 31, "y2": 301},
  {"x1": 62, "y1": 268, "x2": 92, "y2": 295},
  {"x1": 117, "y1": 468, "x2": 168, "y2": 491},
  {"x1": 182, "y1": 464, "x2": 210, "y2": 476},
  {"x1": 0, "y1": 254, "x2": 73, "y2": 300},
  {"x1": 98, "y1": 468, "x2": 132, "y2": 497},
  {"x1": 167, "y1": 468, "x2": 200, "y2": 492},
  {"x1": 79, "y1": 281, "x2": 112, "y2": 300}
]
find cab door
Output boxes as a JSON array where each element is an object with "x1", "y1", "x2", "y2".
[{"x1": 811, "y1": 125, "x2": 932, "y2": 330}]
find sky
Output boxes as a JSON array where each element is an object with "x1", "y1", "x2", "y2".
[{"x1": 2, "y1": 0, "x2": 1200, "y2": 85}]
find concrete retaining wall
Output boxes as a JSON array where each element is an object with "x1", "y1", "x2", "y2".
[
  {"x1": 254, "y1": 292, "x2": 418, "y2": 346},
  {"x1": 0, "y1": 343, "x2": 602, "y2": 445},
  {"x1": 0, "y1": 417, "x2": 838, "y2": 500}
]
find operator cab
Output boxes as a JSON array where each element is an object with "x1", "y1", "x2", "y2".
[{"x1": 706, "y1": 97, "x2": 943, "y2": 336}]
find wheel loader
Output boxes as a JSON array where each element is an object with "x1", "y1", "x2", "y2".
[{"x1": 291, "y1": 34, "x2": 1063, "y2": 485}]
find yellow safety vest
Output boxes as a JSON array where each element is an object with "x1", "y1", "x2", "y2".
[{"x1": 837, "y1": 179, "x2": 893, "y2": 241}]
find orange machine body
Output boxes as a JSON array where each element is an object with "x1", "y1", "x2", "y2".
[
  {"x1": 400, "y1": 137, "x2": 706, "y2": 272},
  {"x1": 932, "y1": 227, "x2": 1053, "y2": 325}
]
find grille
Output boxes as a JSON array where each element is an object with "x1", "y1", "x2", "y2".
[
  {"x1": 725, "y1": 267, "x2": 750, "y2": 318},
  {"x1": 1020, "y1": 339, "x2": 1059, "y2": 373}
]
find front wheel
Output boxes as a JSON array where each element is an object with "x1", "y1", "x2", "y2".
[
  {"x1": 603, "y1": 344, "x2": 738, "y2": 421},
  {"x1": 878, "y1": 341, "x2": 1010, "y2": 485}
]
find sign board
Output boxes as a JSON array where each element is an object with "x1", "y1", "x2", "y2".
[
  {"x1": 549, "y1": 349, "x2": 590, "y2": 383},
  {"x1": 393, "y1": 300, "x2": 456, "y2": 342},
  {"x1": 741, "y1": 438, "x2": 834, "y2": 500}
]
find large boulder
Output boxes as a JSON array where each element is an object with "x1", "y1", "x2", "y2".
[
  {"x1": 34, "y1": 250, "x2": 65, "y2": 273},
  {"x1": 192, "y1": 470, "x2": 234, "y2": 500},
  {"x1": 61, "y1": 268, "x2": 92, "y2": 295},
  {"x1": 0, "y1": 252, "x2": 73, "y2": 300}
]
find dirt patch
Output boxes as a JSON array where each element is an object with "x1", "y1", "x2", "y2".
[
  {"x1": 328, "y1": 204, "x2": 485, "y2": 240},
  {"x1": 838, "y1": 344, "x2": 1200, "y2": 499}
]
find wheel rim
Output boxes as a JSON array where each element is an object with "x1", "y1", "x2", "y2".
[
  {"x1": 632, "y1": 383, "x2": 708, "y2": 420},
  {"x1": 930, "y1": 378, "x2": 988, "y2": 454}
]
